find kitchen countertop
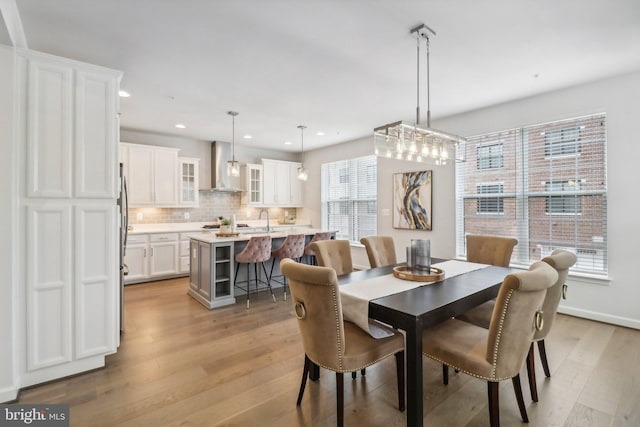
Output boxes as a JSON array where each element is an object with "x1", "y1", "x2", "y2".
[
  {"x1": 188, "y1": 228, "x2": 336, "y2": 244},
  {"x1": 128, "y1": 220, "x2": 312, "y2": 234}
]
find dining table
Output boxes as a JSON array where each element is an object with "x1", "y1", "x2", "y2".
[{"x1": 309, "y1": 258, "x2": 518, "y2": 427}]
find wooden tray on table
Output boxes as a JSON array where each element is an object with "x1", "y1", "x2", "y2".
[{"x1": 392, "y1": 265, "x2": 444, "y2": 282}]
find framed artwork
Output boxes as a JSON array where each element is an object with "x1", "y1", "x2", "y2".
[{"x1": 393, "y1": 170, "x2": 432, "y2": 230}]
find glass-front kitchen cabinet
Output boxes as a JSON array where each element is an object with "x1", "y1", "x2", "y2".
[{"x1": 179, "y1": 157, "x2": 199, "y2": 207}]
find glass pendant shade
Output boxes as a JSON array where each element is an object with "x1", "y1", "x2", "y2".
[
  {"x1": 297, "y1": 166, "x2": 308, "y2": 181},
  {"x1": 227, "y1": 111, "x2": 240, "y2": 177},
  {"x1": 227, "y1": 159, "x2": 240, "y2": 177},
  {"x1": 297, "y1": 124, "x2": 308, "y2": 181}
]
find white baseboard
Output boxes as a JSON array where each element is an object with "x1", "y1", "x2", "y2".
[
  {"x1": 0, "y1": 385, "x2": 18, "y2": 403},
  {"x1": 558, "y1": 305, "x2": 640, "y2": 330}
]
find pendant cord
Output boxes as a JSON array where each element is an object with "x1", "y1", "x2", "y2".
[
  {"x1": 416, "y1": 34, "x2": 420, "y2": 125},
  {"x1": 426, "y1": 36, "x2": 431, "y2": 128}
]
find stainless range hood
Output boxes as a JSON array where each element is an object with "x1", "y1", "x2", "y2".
[{"x1": 202, "y1": 141, "x2": 244, "y2": 192}]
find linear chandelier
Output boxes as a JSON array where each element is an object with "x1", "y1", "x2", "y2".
[{"x1": 374, "y1": 23, "x2": 466, "y2": 165}]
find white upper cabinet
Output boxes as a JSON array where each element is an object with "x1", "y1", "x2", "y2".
[
  {"x1": 121, "y1": 143, "x2": 179, "y2": 207},
  {"x1": 262, "y1": 159, "x2": 303, "y2": 207},
  {"x1": 243, "y1": 164, "x2": 263, "y2": 206},
  {"x1": 179, "y1": 157, "x2": 199, "y2": 207},
  {"x1": 25, "y1": 59, "x2": 73, "y2": 198}
]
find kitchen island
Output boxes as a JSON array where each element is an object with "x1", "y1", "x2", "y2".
[{"x1": 188, "y1": 229, "x2": 336, "y2": 309}]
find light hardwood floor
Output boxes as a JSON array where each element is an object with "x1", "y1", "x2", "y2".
[{"x1": 17, "y1": 277, "x2": 640, "y2": 426}]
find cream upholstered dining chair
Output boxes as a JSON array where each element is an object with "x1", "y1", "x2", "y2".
[
  {"x1": 422, "y1": 261, "x2": 558, "y2": 427},
  {"x1": 281, "y1": 258, "x2": 405, "y2": 427},
  {"x1": 457, "y1": 250, "x2": 577, "y2": 402},
  {"x1": 466, "y1": 234, "x2": 518, "y2": 267},
  {"x1": 268, "y1": 233, "x2": 305, "y2": 301},
  {"x1": 360, "y1": 236, "x2": 397, "y2": 268},
  {"x1": 309, "y1": 239, "x2": 353, "y2": 276},
  {"x1": 454, "y1": 234, "x2": 518, "y2": 327}
]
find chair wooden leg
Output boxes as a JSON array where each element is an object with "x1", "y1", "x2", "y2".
[
  {"x1": 351, "y1": 371, "x2": 356, "y2": 380},
  {"x1": 537, "y1": 339, "x2": 551, "y2": 377},
  {"x1": 361, "y1": 368, "x2": 366, "y2": 376},
  {"x1": 297, "y1": 355, "x2": 311, "y2": 406},
  {"x1": 526, "y1": 342, "x2": 538, "y2": 402},
  {"x1": 395, "y1": 351, "x2": 405, "y2": 412},
  {"x1": 336, "y1": 372, "x2": 344, "y2": 427},
  {"x1": 442, "y1": 364, "x2": 449, "y2": 385},
  {"x1": 512, "y1": 374, "x2": 529, "y2": 423},
  {"x1": 487, "y1": 381, "x2": 500, "y2": 427}
]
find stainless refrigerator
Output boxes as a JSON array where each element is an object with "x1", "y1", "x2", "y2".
[{"x1": 117, "y1": 163, "x2": 129, "y2": 332}]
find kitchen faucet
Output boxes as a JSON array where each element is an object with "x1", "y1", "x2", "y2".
[{"x1": 259, "y1": 209, "x2": 271, "y2": 233}]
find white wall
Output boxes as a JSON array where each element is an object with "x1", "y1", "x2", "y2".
[
  {"x1": 304, "y1": 70, "x2": 640, "y2": 329},
  {"x1": 0, "y1": 44, "x2": 17, "y2": 400}
]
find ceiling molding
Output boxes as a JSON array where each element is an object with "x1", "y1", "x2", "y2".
[{"x1": 0, "y1": 0, "x2": 27, "y2": 48}]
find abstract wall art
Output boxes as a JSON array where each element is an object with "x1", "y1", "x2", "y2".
[{"x1": 393, "y1": 170, "x2": 432, "y2": 230}]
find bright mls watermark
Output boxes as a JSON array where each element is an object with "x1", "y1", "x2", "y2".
[{"x1": 1, "y1": 404, "x2": 69, "y2": 426}]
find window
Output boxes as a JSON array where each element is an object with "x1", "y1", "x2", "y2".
[
  {"x1": 477, "y1": 184, "x2": 504, "y2": 214},
  {"x1": 545, "y1": 180, "x2": 582, "y2": 214},
  {"x1": 477, "y1": 143, "x2": 504, "y2": 170},
  {"x1": 456, "y1": 113, "x2": 607, "y2": 275},
  {"x1": 321, "y1": 155, "x2": 377, "y2": 243},
  {"x1": 544, "y1": 126, "x2": 582, "y2": 157}
]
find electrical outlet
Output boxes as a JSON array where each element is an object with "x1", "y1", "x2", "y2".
[
  {"x1": 136, "y1": 212, "x2": 143, "y2": 221},
  {"x1": 381, "y1": 208, "x2": 390, "y2": 216},
  {"x1": 184, "y1": 212, "x2": 190, "y2": 220}
]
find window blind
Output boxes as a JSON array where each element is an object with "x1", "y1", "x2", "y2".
[
  {"x1": 321, "y1": 155, "x2": 377, "y2": 243},
  {"x1": 456, "y1": 113, "x2": 607, "y2": 274}
]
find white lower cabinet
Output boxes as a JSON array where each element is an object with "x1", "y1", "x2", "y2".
[
  {"x1": 124, "y1": 232, "x2": 192, "y2": 284},
  {"x1": 149, "y1": 234, "x2": 179, "y2": 277}
]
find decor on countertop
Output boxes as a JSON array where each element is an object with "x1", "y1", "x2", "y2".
[
  {"x1": 297, "y1": 125, "x2": 308, "y2": 181},
  {"x1": 219, "y1": 217, "x2": 232, "y2": 234},
  {"x1": 374, "y1": 23, "x2": 466, "y2": 165},
  {"x1": 227, "y1": 111, "x2": 240, "y2": 177},
  {"x1": 393, "y1": 170, "x2": 432, "y2": 230}
]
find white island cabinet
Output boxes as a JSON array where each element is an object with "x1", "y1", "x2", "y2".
[{"x1": 17, "y1": 49, "x2": 121, "y2": 388}]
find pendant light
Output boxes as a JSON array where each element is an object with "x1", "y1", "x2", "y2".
[
  {"x1": 227, "y1": 111, "x2": 240, "y2": 177},
  {"x1": 297, "y1": 125, "x2": 308, "y2": 181},
  {"x1": 373, "y1": 23, "x2": 467, "y2": 165}
]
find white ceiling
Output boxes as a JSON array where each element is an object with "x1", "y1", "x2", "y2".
[{"x1": 6, "y1": 0, "x2": 640, "y2": 151}]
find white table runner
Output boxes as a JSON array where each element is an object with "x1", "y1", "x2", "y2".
[{"x1": 340, "y1": 260, "x2": 490, "y2": 338}]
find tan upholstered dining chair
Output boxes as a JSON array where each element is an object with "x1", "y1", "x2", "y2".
[
  {"x1": 455, "y1": 234, "x2": 518, "y2": 328},
  {"x1": 457, "y1": 250, "x2": 577, "y2": 402},
  {"x1": 360, "y1": 235, "x2": 397, "y2": 268},
  {"x1": 422, "y1": 261, "x2": 558, "y2": 427},
  {"x1": 309, "y1": 239, "x2": 353, "y2": 276},
  {"x1": 281, "y1": 258, "x2": 405, "y2": 427}
]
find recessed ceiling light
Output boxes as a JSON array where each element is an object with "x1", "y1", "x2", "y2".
[
  {"x1": 119, "y1": 90, "x2": 131, "y2": 98},
  {"x1": 284, "y1": 141, "x2": 292, "y2": 145},
  {"x1": 175, "y1": 124, "x2": 186, "y2": 129},
  {"x1": 316, "y1": 131, "x2": 325, "y2": 136},
  {"x1": 243, "y1": 134, "x2": 252, "y2": 139}
]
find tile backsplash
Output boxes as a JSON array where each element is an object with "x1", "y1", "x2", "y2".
[{"x1": 129, "y1": 191, "x2": 296, "y2": 224}]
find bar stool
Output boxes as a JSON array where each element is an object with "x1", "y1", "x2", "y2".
[
  {"x1": 303, "y1": 232, "x2": 332, "y2": 265},
  {"x1": 234, "y1": 235, "x2": 273, "y2": 309},
  {"x1": 268, "y1": 234, "x2": 305, "y2": 301}
]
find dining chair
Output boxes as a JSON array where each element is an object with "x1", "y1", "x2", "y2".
[
  {"x1": 457, "y1": 250, "x2": 577, "y2": 401},
  {"x1": 302, "y1": 231, "x2": 333, "y2": 265},
  {"x1": 309, "y1": 239, "x2": 353, "y2": 276},
  {"x1": 422, "y1": 261, "x2": 558, "y2": 427},
  {"x1": 281, "y1": 258, "x2": 405, "y2": 427},
  {"x1": 268, "y1": 233, "x2": 305, "y2": 301},
  {"x1": 454, "y1": 234, "x2": 518, "y2": 328},
  {"x1": 360, "y1": 235, "x2": 397, "y2": 268}
]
